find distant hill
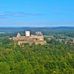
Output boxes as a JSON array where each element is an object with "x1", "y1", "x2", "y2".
[{"x1": 0, "y1": 27, "x2": 74, "y2": 34}]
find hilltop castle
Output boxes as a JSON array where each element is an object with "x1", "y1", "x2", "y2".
[{"x1": 12, "y1": 31, "x2": 46, "y2": 45}]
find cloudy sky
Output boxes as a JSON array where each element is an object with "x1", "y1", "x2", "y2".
[{"x1": 0, "y1": 0, "x2": 74, "y2": 27}]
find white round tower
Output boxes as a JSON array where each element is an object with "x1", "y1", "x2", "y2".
[{"x1": 25, "y1": 31, "x2": 30, "y2": 36}]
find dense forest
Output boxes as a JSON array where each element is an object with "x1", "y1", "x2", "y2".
[{"x1": 0, "y1": 36, "x2": 74, "y2": 74}]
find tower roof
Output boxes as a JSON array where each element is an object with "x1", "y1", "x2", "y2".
[{"x1": 17, "y1": 33, "x2": 21, "y2": 37}]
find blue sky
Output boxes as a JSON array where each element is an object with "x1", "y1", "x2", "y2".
[{"x1": 0, "y1": 0, "x2": 74, "y2": 27}]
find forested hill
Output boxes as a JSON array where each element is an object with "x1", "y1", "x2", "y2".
[{"x1": 0, "y1": 37, "x2": 74, "y2": 74}]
